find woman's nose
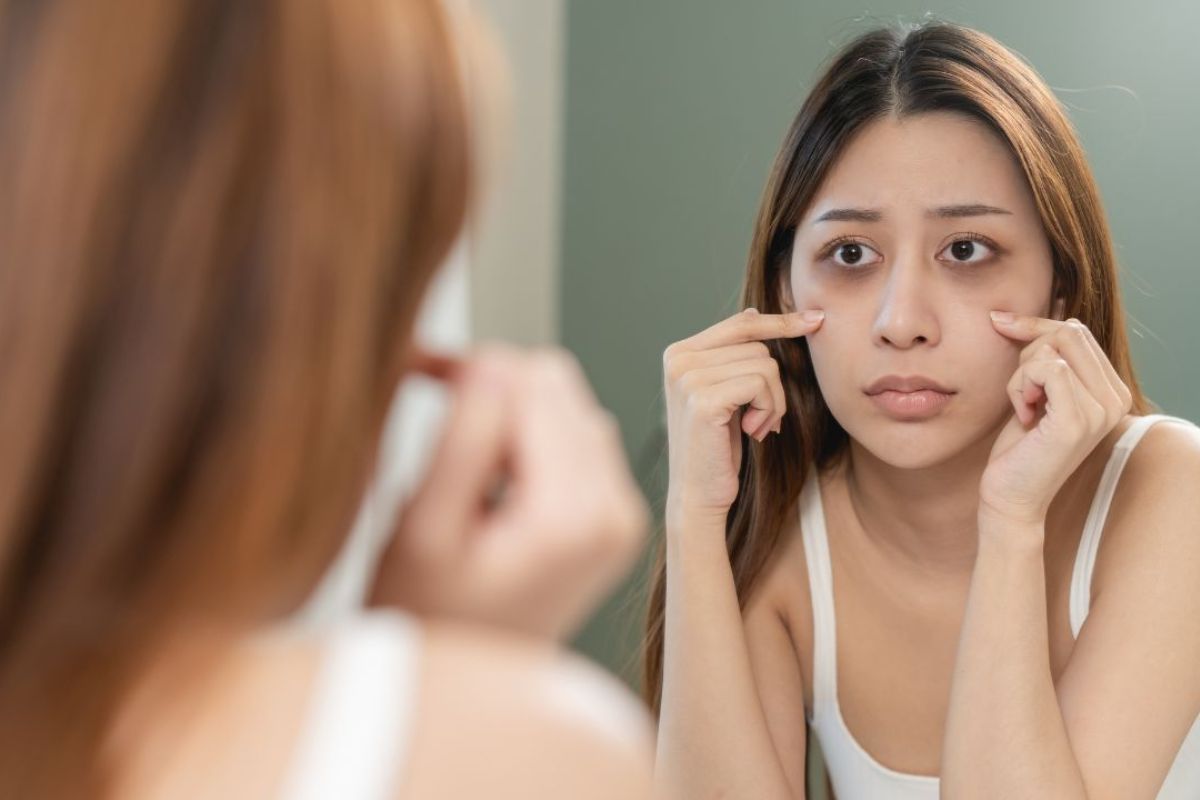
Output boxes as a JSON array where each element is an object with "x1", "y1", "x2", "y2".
[{"x1": 869, "y1": 255, "x2": 940, "y2": 349}]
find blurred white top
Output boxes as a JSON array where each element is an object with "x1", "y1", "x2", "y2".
[{"x1": 277, "y1": 609, "x2": 423, "y2": 800}]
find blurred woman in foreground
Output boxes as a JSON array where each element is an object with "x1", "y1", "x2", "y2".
[{"x1": 0, "y1": 1, "x2": 654, "y2": 797}]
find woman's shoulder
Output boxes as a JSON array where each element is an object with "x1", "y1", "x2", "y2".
[
  {"x1": 115, "y1": 612, "x2": 655, "y2": 800},
  {"x1": 271, "y1": 611, "x2": 657, "y2": 800},
  {"x1": 747, "y1": 479, "x2": 818, "y2": 658},
  {"x1": 262, "y1": 611, "x2": 657, "y2": 799},
  {"x1": 765, "y1": 462, "x2": 843, "y2": 619},
  {"x1": 396, "y1": 617, "x2": 655, "y2": 799},
  {"x1": 1090, "y1": 412, "x2": 1200, "y2": 600}
]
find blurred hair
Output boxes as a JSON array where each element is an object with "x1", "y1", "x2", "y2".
[
  {"x1": 641, "y1": 20, "x2": 1153, "y2": 715},
  {"x1": 0, "y1": 0, "x2": 471, "y2": 794}
]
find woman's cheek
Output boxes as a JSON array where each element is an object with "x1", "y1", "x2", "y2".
[
  {"x1": 788, "y1": 272, "x2": 836, "y2": 313},
  {"x1": 792, "y1": 278, "x2": 859, "y2": 352},
  {"x1": 795, "y1": 297, "x2": 855, "y2": 403}
]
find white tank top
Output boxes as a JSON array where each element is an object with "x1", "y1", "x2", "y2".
[
  {"x1": 277, "y1": 609, "x2": 423, "y2": 800},
  {"x1": 799, "y1": 413, "x2": 1200, "y2": 799}
]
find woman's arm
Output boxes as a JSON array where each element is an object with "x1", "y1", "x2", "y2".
[
  {"x1": 942, "y1": 424, "x2": 1200, "y2": 799},
  {"x1": 654, "y1": 509, "x2": 801, "y2": 800},
  {"x1": 654, "y1": 308, "x2": 825, "y2": 799},
  {"x1": 941, "y1": 516, "x2": 1088, "y2": 798}
]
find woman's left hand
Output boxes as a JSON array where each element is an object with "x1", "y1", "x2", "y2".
[{"x1": 980, "y1": 311, "x2": 1134, "y2": 527}]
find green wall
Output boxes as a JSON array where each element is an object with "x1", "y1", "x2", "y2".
[{"x1": 562, "y1": 2, "x2": 1200, "y2": 788}]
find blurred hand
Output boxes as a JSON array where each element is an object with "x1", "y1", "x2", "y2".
[
  {"x1": 662, "y1": 307, "x2": 824, "y2": 527},
  {"x1": 368, "y1": 343, "x2": 650, "y2": 642}
]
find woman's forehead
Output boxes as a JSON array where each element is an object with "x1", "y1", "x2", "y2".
[{"x1": 800, "y1": 111, "x2": 1037, "y2": 227}]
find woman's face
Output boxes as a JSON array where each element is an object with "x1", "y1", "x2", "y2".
[{"x1": 786, "y1": 110, "x2": 1060, "y2": 469}]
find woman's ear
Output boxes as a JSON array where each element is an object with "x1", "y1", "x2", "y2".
[{"x1": 1051, "y1": 296, "x2": 1066, "y2": 320}]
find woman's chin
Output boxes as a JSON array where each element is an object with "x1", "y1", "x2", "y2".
[{"x1": 836, "y1": 415, "x2": 971, "y2": 471}]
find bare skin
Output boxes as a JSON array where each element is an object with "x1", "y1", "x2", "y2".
[
  {"x1": 107, "y1": 346, "x2": 656, "y2": 800},
  {"x1": 769, "y1": 415, "x2": 1128, "y2": 775},
  {"x1": 110, "y1": 620, "x2": 655, "y2": 800},
  {"x1": 750, "y1": 410, "x2": 1199, "y2": 797}
]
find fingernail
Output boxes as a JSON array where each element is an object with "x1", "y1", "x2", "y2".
[
  {"x1": 990, "y1": 310, "x2": 1015, "y2": 324},
  {"x1": 801, "y1": 310, "x2": 825, "y2": 323},
  {"x1": 744, "y1": 306, "x2": 759, "y2": 314}
]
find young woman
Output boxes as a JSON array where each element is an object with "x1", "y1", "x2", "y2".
[
  {"x1": 644, "y1": 21, "x2": 1200, "y2": 800},
  {"x1": 0, "y1": 1, "x2": 654, "y2": 798}
]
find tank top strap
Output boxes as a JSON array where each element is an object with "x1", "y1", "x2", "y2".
[
  {"x1": 799, "y1": 471, "x2": 838, "y2": 722},
  {"x1": 1069, "y1": 413, "x2": 1197, "y2": 638},
  {"x1": 278, "y1": 609, "x2": 424, "y2": 800}
]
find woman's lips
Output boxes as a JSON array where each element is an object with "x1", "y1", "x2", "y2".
[{"x1": 867, "y1": 388, "x2": 953, "y2": 420}]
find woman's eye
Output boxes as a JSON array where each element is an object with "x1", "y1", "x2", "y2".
[
  {"x1": 829, "y1": 241, "x2": 883, "y2": 267},
  {"x1": 938, "y1": 237, "x2": 995, "y2": 264}
]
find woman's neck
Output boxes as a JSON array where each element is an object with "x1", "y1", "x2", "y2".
[{"x1": 841, "y1": 417, "x2": 1007, "y2": 576}]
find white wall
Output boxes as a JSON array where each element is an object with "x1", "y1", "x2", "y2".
[{"x1": 470, "y1": 0, "x2": 564, "y2": 346}]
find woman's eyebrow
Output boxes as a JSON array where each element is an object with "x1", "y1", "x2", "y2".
[
  {"x1": 812, "y1": 203, "x2": 1013, "y2": 223},
  {"x1": 931, "y1": 203, "x2": 1013, "y2": 219}
]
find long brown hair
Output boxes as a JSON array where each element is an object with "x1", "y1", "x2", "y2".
[
  {"x1": 0, "y1": 0, "x2": 471, "y2": 794},
  {"x1": 641, "y1": 21, "x2": 1155, "y2": 715}
]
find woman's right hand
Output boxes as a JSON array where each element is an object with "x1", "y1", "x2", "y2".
[
  {"x1": 662, "y1": 308, "x2": 824, "y2": 525},
  {"x1": 368, "y1": 343, "x2": 650, "y2": 643}
]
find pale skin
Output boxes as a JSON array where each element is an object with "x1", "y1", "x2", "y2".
[
  {"x1": 109, "y1": 346, "x2": 656, "y2": 800},
  {"x1": 656, "y1": 111, "x2": 1200, "y2": 799}
]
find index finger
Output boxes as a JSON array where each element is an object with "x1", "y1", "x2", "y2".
[
  {"x1": 681, "y1": 307, "x2": 824, "y2": 352},
  {"x1": 989, "y1": 311, "x2": 1065, "y2": 341}
]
